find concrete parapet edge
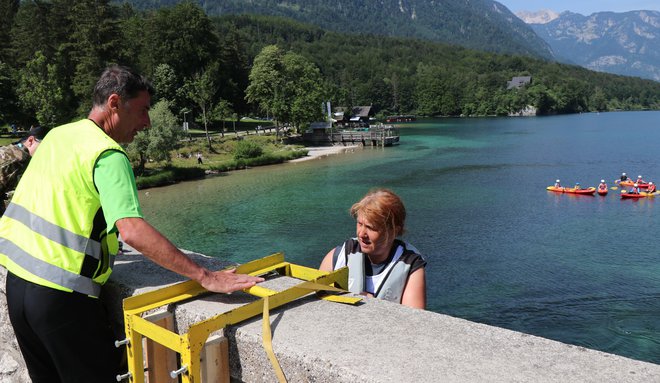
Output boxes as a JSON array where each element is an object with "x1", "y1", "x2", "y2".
[{"x1": 2, "y1": 248, "x2": 660, "y2": 382}]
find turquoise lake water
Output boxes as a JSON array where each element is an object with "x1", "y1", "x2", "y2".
[{"x1": 140, "y1": 111, "x2": 660, "y2": 364}]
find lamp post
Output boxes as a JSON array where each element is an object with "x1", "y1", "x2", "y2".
[
  {"x1": 182, "y1": 109, "x2": 191, "y2": 141},
  {"x1": 183, "y1": 110, "x2": 190, "y2": 131}
]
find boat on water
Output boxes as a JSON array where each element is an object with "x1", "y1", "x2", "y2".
[
  {"x1": 617, "y1": 180, "x2": 650, "y2": 189},
  {"x1": 546, "y1": 186, "x2": 596, "y2": 195},
  {"x1": 620, "y1": 191, "x2": 660, "y2": 199},
  {"x1": 597, "y1": 188, "x2": 608, "y2": 196}
]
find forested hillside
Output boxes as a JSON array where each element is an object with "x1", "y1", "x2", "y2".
[
  {"x1": 217, "y1": 15, "x2": 660, "y2": 116},
  {"x1": 1, "y1": 1, "x2": 659, "y2": 130},
  {"x1": 122, "y1": 0, "x2": 555, "y2": 59}
]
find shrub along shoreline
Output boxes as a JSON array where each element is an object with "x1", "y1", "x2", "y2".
[{"x1": 134, "y1": 139, "x2": 308, "y2": 189}]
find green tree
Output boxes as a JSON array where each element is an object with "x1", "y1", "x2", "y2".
[
  {"x1": 115, "y1": 3, "x2": 143, "y2": 69},
  {"x1": 0, "y1": 0, "x2": 19, "y2": 63},
  {"x1": 68, "y1": 0, "x2": 120, "y2": 115},
  {"x1": 0, "y1": 61, "x2": 16, "y2": 124},
  {"x1": 9, "y1": 1, "x2": 53, "y2": 67},
  {"x1": 152, "y1": 63, "x2": 180, "y2": 104},
  {"x1": 245, "y1": 45, "x2": 285, "y2": 125},
  {"x1": 216, "y1": 24, "x2": 250, "y2": 116},
  {"x1": 589, "y1": 87, "x2": 607, "y2": 112},
  {"x1": 281, "y1": 51, "x2": 325, "y2": 133},
  {"x1": 212, "y1": 99, "x2": 233, "y2": 138},
  {"x1": 16, "y1": 51, "x2": 66, "y2": 126},
  {"x1": 141, "y1": 1, "x2": 219, "y2": 78},
  {"x1": 246, "y1": 45, "x2": 325, "y2": 134},
  {"x1": 184, "y1": 64, "x2": 219, "y2": 151},
  {"x1": 126, "y1": 100, "x2": 183, "y2": 175}
]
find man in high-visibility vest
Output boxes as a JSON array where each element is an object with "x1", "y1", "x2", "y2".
[{"x1": 0, "y1": 66, "x2": 263, "y2": 383}]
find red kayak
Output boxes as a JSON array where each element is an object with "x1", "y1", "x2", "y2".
[
  {"x1": 597, "y1": 188, "x2": 608, "y2": 196},
  {"x1": 547, "y1": 186, "x2": 596, "y2": 195},
  {"x1": 621, "y1": 191, "x2": 658, "y2": 199}
]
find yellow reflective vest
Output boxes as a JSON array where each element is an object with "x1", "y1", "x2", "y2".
[{"x1": 0, "y1": 119, "x2": 125, "y2": 297}]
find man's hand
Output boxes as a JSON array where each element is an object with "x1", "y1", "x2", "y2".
[
  {"x1": 117, "y1": 217, "x2": 264, "y2": 293},
  {"x1": 198, "y1": 268, "x2": 264, "y2": 293}
]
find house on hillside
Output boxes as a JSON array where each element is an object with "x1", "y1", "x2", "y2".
[
  {"x1": 507, "y1": 76, "x2": 532, "y2": 90},
  {"x1": 334, "y1": 106, "x2": 373, "y2": 128}
]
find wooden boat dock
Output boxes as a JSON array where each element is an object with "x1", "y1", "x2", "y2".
[
  {"x1": 303, "y1": 124, "x2": 400, "y2": 147},
  {"x1": 385, "y1": 115, "x2": 416, "y2": 123}
]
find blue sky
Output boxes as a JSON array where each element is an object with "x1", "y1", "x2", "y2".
[{"x1": 497, "y1": 0, "x2": 660, "y2": 15}]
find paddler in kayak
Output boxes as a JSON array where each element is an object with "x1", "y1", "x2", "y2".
[
  {"x1": 615, "y1": 172, "x2": 629, "y2": 184},
  {"x1": 598, "y1": 180, "x2": 607, "y2": 192},
  {"x1": 554, "y1": 179, "x2": 562, "y2": 188},
  {"x1": 629, "y1": 183, "x2": 641, "y2": 194},
  {"x1": 637, "y1": 175, "x2": 646, "y2": 184},
  {"x1": 647, "y1": 182, "x2": 656, "y2": 194},
  {"x1": 574, "y1": 182, "x2": 582, "y2": 190}
]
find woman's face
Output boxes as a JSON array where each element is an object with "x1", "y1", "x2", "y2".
[{"x1": 355, "y1": 212, "x2": 392, "y2": 259}]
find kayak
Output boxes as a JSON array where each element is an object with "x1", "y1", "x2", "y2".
[
  {"x1": 621, "y1": 191, "x2": 660, "y2": 199},
  {"x1": 597, "y1": 188, "x2": 608, "y2": 196},
  {"x1": 618, "y1": 180, "x2": 650, "y2": 189},
  {"x1": 547, "y1": 186, "x2": 596, "y2": 195},
  {"x1": 621, "y1": 192, "x2": 648, "y2": 199}
]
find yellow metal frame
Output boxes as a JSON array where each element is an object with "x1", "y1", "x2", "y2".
[{"x1": 121, "y1": 252, "x2": 360, "y2": 383}]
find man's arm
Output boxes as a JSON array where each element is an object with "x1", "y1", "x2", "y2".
[{"x1": 116, "y1": 217, "x2": 263, "y2": 293}]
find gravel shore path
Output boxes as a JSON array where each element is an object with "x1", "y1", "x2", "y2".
[{"x1": 289, "y1": 144, "x2": 360, "y2": 163}]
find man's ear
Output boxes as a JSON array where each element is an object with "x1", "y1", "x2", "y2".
[{"x1": 108, "y1": 94, "x2": 121, "y2": 111}]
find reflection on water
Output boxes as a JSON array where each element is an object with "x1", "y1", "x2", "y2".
[{"x1": 140, "y1": 111, "x2": 660, "y2": 364}]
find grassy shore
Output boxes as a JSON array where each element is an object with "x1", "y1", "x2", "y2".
[
  {"x1": 0, "y1": 121, "x2": 312, "y2": 189},
  {"x1": 0, "y1": 121, "x2": 363, "y2": 189},
  {"x1": 135, "y1": 128, "x2": 310, "y2": 189}
]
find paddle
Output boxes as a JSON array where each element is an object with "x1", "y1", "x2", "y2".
[{"x1": 610, "y1": 186, "x2": 618, "y2": 190}]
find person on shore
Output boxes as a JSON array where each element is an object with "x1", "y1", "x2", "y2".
[
  {"x1": 0, "y1": 125, "x2": 50, "y2": 215},
  {"x1": 319, "y1": 188, "x2": 426, "y2": 309},
  {"x1": 0, "y1": 65, "x2": 263, "y2": 383},
  {"x1": 197, "y1": 151, "x2": 203, "y2": 164},
  {"x1": 598, "y1": 180, "x2": 607, "y2": 193},
  {"x1": 554, "y1": 179, "x2": 561, "y2": 188}
]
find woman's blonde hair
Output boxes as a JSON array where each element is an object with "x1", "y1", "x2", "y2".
[{"x1": 350, "y1": 188, "x2": 406, "y2": 242}]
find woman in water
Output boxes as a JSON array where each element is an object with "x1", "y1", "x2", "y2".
[{"x1": 320, "y1": 189, "x2": 426, "y2": 309}]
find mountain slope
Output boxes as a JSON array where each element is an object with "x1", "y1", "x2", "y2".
[
  {"x1": 516, "y1": 9, "x2": 560, "y2": 24},
  {"x1": 123, "y1": 0, "x2": 554, "y2": 59},
  {"x1": 527, "y1": 11, "x2": 660, "y2": 81}
]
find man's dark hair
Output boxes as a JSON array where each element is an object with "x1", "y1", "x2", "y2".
[
  {"x1": 22, "y1": 125, "x2": 50, "y2": 141},
  {"x1": 92, "y1": 65, "x2": 154, "y2": 107}
]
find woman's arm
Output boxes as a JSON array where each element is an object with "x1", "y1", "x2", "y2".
[
  {"x1": 319, "y1": 249, "x2": 335, "y2": 271},
  {"x1": 401, "y1": 268, "x2": 426, "y2": 309}
]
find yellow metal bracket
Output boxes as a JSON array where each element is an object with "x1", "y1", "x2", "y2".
[{"x1": 119, "y1": 252, "x2": 361, "y2": 383}]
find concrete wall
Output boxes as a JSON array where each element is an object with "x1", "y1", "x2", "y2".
[{"x1": 3, "y1": 247, "x2": 660, "y2": 382}]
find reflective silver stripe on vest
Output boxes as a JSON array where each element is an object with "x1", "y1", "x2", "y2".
[
  {"x1": 4, "y1": 203, "x2": 102, "y2": 260},
  {"x1": 0, "y1": 238, "x2": 102, "y2": 297}
]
